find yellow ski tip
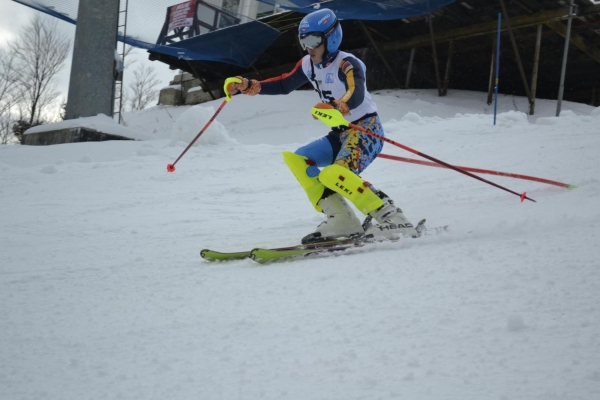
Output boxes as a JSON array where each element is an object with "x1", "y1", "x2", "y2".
[{"x1": 310, "y1": 105, "x2": 349, "y2": 128}]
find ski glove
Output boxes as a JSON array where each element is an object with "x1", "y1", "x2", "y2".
[
  {"x1": 312, "y1": 102, "x2": 334, "y2": 119},
  {"x1": 332, "y1": 100, "x2": 350, "y2": 116},
  {"x1": 226, "y1": 76, "x2": 261, "y2": 96}
]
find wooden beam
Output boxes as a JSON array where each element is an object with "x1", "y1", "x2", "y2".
[
  {"x1": 487, "y1": 36, "x2": 496, "y2": 106},
  {"x1": 530, "y1": 24, "x2": 542, "y2": 114},
  {"x1": 380, "y1": 7, "x2": 571, "y2": 52},
  {"x1": 405, "y1": 48, "x2": 416, "y2": 88},
  {"x1": 545, "y1": 20, "x2": 600, "y2": 64},
  {"x1": 359, "y1": 21, "x2": 403, "y2": 88},
  {"x1": 186, "y1": 60, "x2": 217, "y2": 100},
  {"x1": 428, "y1": 16, "x2": 443, "y2": 96},
  {"x1": 499, "y1": 0, "x2": 534, "y2": 112},
  {"x1": 442, "y1": 40, "x2": 454, "y2": 96}
]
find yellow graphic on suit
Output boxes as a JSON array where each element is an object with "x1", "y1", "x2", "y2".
[
  {"x1": 339, "y1": 60, "x2": 355, "y2": 104},
  {"x1": 335, "y1": 115, "x2": 384, "y2": 176}
]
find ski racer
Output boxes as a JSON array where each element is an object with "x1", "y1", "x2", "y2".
[{"x1": 226, "y1": 8, "x2": 418, "y2": 244}]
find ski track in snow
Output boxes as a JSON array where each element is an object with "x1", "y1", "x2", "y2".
[{"x1": 1, "y1": 90, "x2": 600, "y2": 400}]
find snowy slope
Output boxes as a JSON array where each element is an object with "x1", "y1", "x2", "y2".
[{"x1": 1, "y1": 89, "x2": 600, "y2": 400}]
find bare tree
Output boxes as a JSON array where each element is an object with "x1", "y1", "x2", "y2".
[
  {"x1": 123, "y1": 45, "x2": 138, "y2": 70},
  {"x1": 10, "y1": 14, "x2": 70, "y2": 125},
  {"x1": 0, "y1": 47, "x2": 19, "y2": 144},
  {"x1": 127, "y1": 63, "x2": 161, "y2": 111}
]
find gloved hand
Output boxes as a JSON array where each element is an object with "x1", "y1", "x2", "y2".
[
  {"x1": 332, "y1": 99, "x2": 350, "y2": 116},
  {"x1": 225, "y1": 76, "x2": 261, "y2": 96},
  {"x1": 312, "y1": 102, "x2": 334, "y2": 119}
]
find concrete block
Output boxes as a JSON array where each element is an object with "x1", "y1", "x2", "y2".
[
  {"x1": 181, "y1": 78, "x2": 202, "y2": 99},
  {"x1": 158, "y1": 87, "x2": 183, "y2": 106},
  {"x1": 185, "y1": 88, "x2": 223, "y2": 105},
  {"x1": 170, "y1": 72, "x2": 194, "y2": 84}
]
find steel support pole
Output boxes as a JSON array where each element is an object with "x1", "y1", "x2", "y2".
[
  {"x1": 557, "y1": 0, "x2": 575, "y2": 117},
  {"x1": 530, "y1": 24, "x2": 542, "y2": 115}
]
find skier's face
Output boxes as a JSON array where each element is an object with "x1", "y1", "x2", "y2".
[{"x1": 307, "y1": 43, "x2": 326, "y2": 64}]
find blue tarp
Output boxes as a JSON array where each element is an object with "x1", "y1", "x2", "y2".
[
  {"x1": 157, "y1": 21, "x2": 281, "y2": 67},
  {"x1": 257, "y1": 0, "x2": 456, "y2": 21}
]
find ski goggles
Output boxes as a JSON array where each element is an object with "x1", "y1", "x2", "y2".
[{"x1": 298, "y1": 32, "x2": 324, "y2": 50}]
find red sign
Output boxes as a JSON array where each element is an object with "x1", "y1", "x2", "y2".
[{"x1": 168, "y1": 0, "x2": 197, "y2": 31}]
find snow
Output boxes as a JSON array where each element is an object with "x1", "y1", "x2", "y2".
[
  {"x1": 1, "y1": 89, "x2": 600, "y2": 400},
  {"x1": 24, "y1": 113, "x2": 155, "y2": 141}
]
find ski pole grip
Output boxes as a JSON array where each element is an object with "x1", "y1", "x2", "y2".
[
  {"x1": 310, "y1": 105, "x2": 349, "y2": 129},
  {"x1": 224, "y1": 77, "x2": 243, "y2": 102}
]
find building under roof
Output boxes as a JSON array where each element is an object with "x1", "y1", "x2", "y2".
[{"x1": 148, "y1": 0, "x2": 600, "y2": 111}]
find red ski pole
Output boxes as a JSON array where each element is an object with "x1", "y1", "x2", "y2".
[
  {"x1": 311, "y1": 105, "x2": 536, "y2": 203},
  {"x1": 166, "y1": 77, "x2": 242, "y2": 172},
  {"x1": 166, "y1": 99, "x2": 228, "y2": 172},
  {"x1": 378, "y1": 153, "x2": 577, "y2": 190}
]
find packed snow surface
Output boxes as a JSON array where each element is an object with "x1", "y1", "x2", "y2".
[{"x1": 2, "y1": 89, "x2": 600, "y2": 400}]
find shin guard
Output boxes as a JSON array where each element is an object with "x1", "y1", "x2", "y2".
[
  {"x1": 318, "y1": 164, "x2": 384, "y2": 214},
  {"x1": 282, "y1": 152, "x2": 326, "y2": 212}
]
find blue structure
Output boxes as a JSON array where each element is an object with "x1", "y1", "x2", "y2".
[{"x1": 13, "y1": 0, "x2": 455, "y2": 68}]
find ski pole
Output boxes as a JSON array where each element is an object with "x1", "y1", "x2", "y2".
[
  {"x1": 378, "y1": 153, "x2": 577, "y2": 190},
  {"x1": 311, "y1": 105, "x2": 536, "y2": 203},
  {"x1": 166, "y1": 77, "x2": 241, "y2": 172}
]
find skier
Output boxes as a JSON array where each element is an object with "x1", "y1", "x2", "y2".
[{"x1": 226, "y1": 8, "x2": 418, "y2": 244}]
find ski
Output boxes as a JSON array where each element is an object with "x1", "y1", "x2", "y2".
[
  {"x1": 200, "y1": 237, "x2": 358, "y2": 262},
  {"x1": 200, "y1": 249, "x2": 252, "y2": 262},
  {"x1": 249, "y1": 220, "x2": 448, "y2": 264},
  {"x1": 201, "y1": 219, "x2": 448, "y2": 264},
  {"x1": 250, "y1": 242, "x2": 361, "y2": 264}
]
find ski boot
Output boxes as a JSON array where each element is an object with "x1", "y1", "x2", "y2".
[{"x1": 302, "y1": 193, "x2": 364, "y2": 244}]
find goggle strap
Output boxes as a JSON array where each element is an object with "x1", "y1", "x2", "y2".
[{"x1": 323, "y1": 18, "x2": 339, "y2": 39}]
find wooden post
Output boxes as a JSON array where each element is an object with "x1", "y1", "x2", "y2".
[
  {"x1": 557, "y1": 0, "x2": 575, "y2": 117},
  {"x1": 359, "y1": 21, "x2": 403, "y2": 88},
  {"x1": 428, "y1": 15, "x2": 443, "y2": 96},
  {"x1": 530, "y1": 24, "x2": 542, "y2": 115},
  {"x1": 487, "y1": 36, "x2": 496, "y2": 105},
  {"x1": 498, "y1": 0, "x2": 534, "y2": 114},
  {"x1": 442, "y1": 40, "x2": 454, "y2": 96},
  {"x1": 405, "y1": 48, "x2": 416, "y2": 89}
]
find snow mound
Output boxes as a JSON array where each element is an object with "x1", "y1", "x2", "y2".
[
  {"x1": 496, "y1": 110, "x2": 529, "y2": 127},
  {"x1": 169, "y1": 105, "x2": 238, "y2": 146},
  {"x1": 536, "y1": 109, "x2": 597, "y2": 126},
  {"x1": 39, "y1": 165, "x2": 59, "y2": 174}
]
